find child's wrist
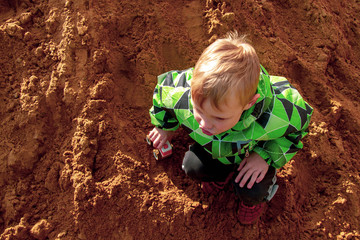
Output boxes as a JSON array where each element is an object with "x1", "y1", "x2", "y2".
[{"x1": 252, "y1": 147, "x2": 271, "y2": 163}]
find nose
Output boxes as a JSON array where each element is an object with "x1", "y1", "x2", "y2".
[{"x1": 197, "y1": 116, "x2": 212, "y2": 130}]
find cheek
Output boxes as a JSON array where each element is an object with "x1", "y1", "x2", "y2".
[{"x1": 216, "y1": 119, "x2": 237, "y2": 132}]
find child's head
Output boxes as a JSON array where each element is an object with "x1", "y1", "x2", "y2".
[
  {"x1": 192, "y1": 31, "x2": 260, "y2": 109},
  {"x1": 191, "y1": 31, "x2": 261, "y2": 135}
]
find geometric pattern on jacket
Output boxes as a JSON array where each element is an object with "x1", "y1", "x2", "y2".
[{"x1": 149, "y1": 66, "x2": 313, "y2": 169}]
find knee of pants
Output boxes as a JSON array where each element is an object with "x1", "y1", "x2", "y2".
[
  {"x1": 233, "y1": 167, "x2": 277, "y2": 205},
  {"x1": 233, "y1": 183, "x2": 269, "y2": 205},
  {"x1": 182, "y1": 150, "x2": 205, "y2": 181}
]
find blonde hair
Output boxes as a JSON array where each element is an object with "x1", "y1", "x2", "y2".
[{"x1": 191, "y1": 31, "x2": 260, "y2": 109}]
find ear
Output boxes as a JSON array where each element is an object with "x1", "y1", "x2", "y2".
[{"x1": 243, "y1": 93, "x2": 260, "y2": 110}]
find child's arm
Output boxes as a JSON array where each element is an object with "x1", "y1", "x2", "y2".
[
  {"x1": 149, "y1": 70, "x2": 194, "y2": 148},
  {"x1": 252, "y1": 129, "x2": 309, "y2": 169},
  {"x1": 149, "y1": 71, "x2": 182, "y2": 139},
  {"x1": 234, "y1": 152, "x2": 269, "y2": 189}
]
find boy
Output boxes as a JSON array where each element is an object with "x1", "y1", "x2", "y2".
[{"x1": 148, "y1": 32, "x2": 313, "y2": 224}]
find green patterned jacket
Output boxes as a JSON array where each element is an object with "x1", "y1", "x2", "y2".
[{"x1": 149, "y1": 66, "x2": 313, "y2": 169}]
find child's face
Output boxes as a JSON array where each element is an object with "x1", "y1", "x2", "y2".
[{"x1": 193, "y1": 93, "x2": 245, "y2": 136}]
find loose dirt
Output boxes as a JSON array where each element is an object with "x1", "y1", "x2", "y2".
[{"x1": 1, "y1": 0, "x2": 359, "y2": 239}]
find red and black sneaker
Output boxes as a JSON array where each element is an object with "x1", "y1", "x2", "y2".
[
  {"x1": 237, "y1": 201, "x2": 265, "y2": 224},
  {"x1": 201, "y1": 172, "x2": 234, "y2": 195}
]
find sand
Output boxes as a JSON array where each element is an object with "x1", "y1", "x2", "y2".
[{"x1": 0, "y1": 0, "x2": 359, "y2": 239}]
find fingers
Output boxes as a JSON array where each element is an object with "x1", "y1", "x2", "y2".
[
  {"x1": 235, "y1": 157, "x2": 249, "y2": 182},
  {"x1": 236, "y1": 169, "x2": 261, "y2": 189},
  {"x1": 148, "y1": 128, "x2": 159, "y2": 148},
  {"x1": 239, "y1": 170, "x2": 253, "y2": 188},
  {"x1": 256, "y1": 170, "x2": 266, "y2": 184},
  {"x1": 247, "y1": 171, "x2": 261, "y2": 189},
  {"x1": 237, "y1": 158, "x2": 247, "y2": 171},
  {"x1": 235, "y1": 164, "x2": 264, "y2": 189},
  {"x1": 148, "y1": 128, "x2": 156, "y2": 140},
  {"x1": 235, "y1": 152, "x2": 270, "y2": 189},
  {"x1": 157, "y1": 137, "x2": 168, "y2": 150},
  {"x1": 153, "y1": 134, "x2": 162, "y2": 149},
  {"x1": 235, "y1": 167, "x2": 245, "y2": 183},
  {"x1": 148, "y1": 127, "x2": 167, "y2": 149}
]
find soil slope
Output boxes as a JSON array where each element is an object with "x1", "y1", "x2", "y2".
[{"x1": 1, "y1": 0, "x2": 360, "y2": 239}]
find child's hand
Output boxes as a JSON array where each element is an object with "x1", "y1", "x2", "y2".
[
  {"x1": 235, "y1": 152, "x2": 269, "y2": 189},
  {"x1": 148, "y1": 127, "x2": 175, "y2": 149}
]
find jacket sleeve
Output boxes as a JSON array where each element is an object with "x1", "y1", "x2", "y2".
[
  {"x1": 253, "y1": 128, "x2": 310, "y2": 169},
  {"x1": 252, "y1": 78, "x2": 313, "y2": 169},
  {"x1": 149, "y1": 71, "x2": 180, "y2": 131}
]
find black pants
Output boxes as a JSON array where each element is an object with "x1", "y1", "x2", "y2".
[{"x1": 182, "y1": 143, "x2": 278, "y2": 205}]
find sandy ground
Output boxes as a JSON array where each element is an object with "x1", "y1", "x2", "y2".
[{"x1": 0, "y1": 0, "x2": 360, "y2": 239}]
